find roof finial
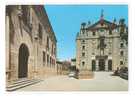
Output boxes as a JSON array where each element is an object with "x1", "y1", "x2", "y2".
[{"x1": 100, "y1": 9, "x2": 104, "y2": 20}]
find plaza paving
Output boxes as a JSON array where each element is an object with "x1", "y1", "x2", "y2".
[{"x1": 17, "y1": 72, "x2": 128, "y2": 91}]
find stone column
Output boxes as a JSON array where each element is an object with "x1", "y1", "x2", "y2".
[
  {"x1": 6, "y1": 14, "x2": 10, "y2": 83},
  {"x1": 34, "y1": 36, "x2": 38, "y2": 78},
  {"x1": 96, "y1": 60, "x2": 99, "y2": 71},
  {"x1": 105, "y1": 59, "x2": 108, "y2": 71}
]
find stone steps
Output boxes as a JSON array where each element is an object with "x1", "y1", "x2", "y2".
[{"x1": 6, "y1": 78, "x2": 42, "y2": 91}]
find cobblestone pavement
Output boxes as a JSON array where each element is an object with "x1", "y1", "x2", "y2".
[{"x1": 17, "y1": 72, "x2": 128, "y2": 91}]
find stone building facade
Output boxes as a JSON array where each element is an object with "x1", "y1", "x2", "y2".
[
  {"x1": 76, "y1": 13, "x2": 128, "y2": 72},
  {"x1": 6, "y1": 5, "x2": 57, "y2": 84}
]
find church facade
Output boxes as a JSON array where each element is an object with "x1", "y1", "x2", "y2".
[
  {"x1": 76, "y1": 13, "x2": 128, "y2": 72},
  {"x1": 6, "y1": 5, "x2": 57, "y2": 84}
]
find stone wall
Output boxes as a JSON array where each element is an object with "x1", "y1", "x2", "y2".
[{"x1": 6, "y1": 5, "x2": 57, "y2": 84}]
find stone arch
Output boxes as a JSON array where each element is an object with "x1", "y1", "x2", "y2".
[
  {"x1": 108, "y1": 60, "x2": 112, "y2": 71},
  {"x1": 18, "y1": 43, "x2": 29, "y2": 78},
  {"x1": 10, "y1": 16, "x2": 34, "y2": 80},
  {"x1": 99, "y1": 59, "x2": 105, "y2": 71},
  {"x1": 92, "y1": 60, "x2": 96, "y2": 71}
]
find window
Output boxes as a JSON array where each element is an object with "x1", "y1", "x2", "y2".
[
  {"x1": 47, "y1": 36, "x2": 49, "y2": 50},
  {"x1": 53, "y1": 60, "x2": 55, "y2": 67},
  {"x1": 52, "y1": 59, "x2": 54, "y2": 67},
  {"x1": 109, "y1": 30, "x2": 112, "y2": 35},
  {"x1": 51, "y1": 44, "x2": 53, "y2": 55},
  {"x1": 120, "y1": 43, "x2": 124, "y2": 48},
  {"x1": 82, "y1": 52, "x2": 85, "y2": 57},
  {"x1": 50, "y1": 57, "x2": 51, "y2": 67},
  {"x1": 21, "y1": 6, "x2": 32, "y2": 30},
  {"x1": 82, "y1": 30, "x2": 85, "y2": 34},
  {"x1": 82, "y1": 46, "x2": 85, "y2": 50},
  {"x1": 99, "y1": 36, "x2": 106, "y2": 50},
  {"x1": 92, "y1": 31, "x2": 95, "y2": 36},
  {"x1": 109, "y1": 52, "x2": 112, "y2": 55},
  {"x1": 92, "y1": 60, "x2": 96, "y2": 71},
  {"x1": 92, "y1": 52, "x2": 95, "y2": 55},
  {"x1": 22, "y1": 6, "x2": 30, "y2": 25},
  {"x1": 120, "y1": 61, "x2": 123, "y2": 65},
  {"x1": 100, "y1": 29, "x2": 104, "y2": 32},
  {"x1": 82, "y1": 61, "x2": 85, "y2": 66},
  {"x1": 38, "y1": 24, "x2": 42, "y2": 39},
  {"x1": 82, "y1": 40, "x2": 85, "y2": 43},
  {"x1": 43, "y1": 51, "x2": 46, "y2": 64},
  {"x1": 47, "y1": 54, "x2": 49, "y2": 65},
  {"x1": 54, "y1": 47, "x2": 56, "y2": 56},
  {"x1": 120, "y1": 51, "x2": 124, "y2": 56},
  {"x1": 108, "y1": 60, "x2": 112, "y2": 70}
]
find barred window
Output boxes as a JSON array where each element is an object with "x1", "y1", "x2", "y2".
[
  {"x1": 120, "y1": 43, "x2": 124, "y2": 48},
  {"x1": 82, "y1": 61, "x2": 85, "y2": 66},
  {"x1": 82, "y1": 46, "x2": 85, "y2": 50},
  {"x1": 82, "y1": 52, "x2": 85, "y2": 57}
]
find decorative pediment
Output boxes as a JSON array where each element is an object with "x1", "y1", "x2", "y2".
[{"x1": 87, "y1": 19, "x2": 117, "y2": 31}]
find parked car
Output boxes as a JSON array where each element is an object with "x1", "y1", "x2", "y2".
[
  {"x1": 119, "y1": 67, "x2": 128, "y2": 80},
  {"x1": 113, "y1": 67, "x2": 128, "y2": 80},
  {"x1": 120, "y1": 72, "x2": 128, "y2": 80}
]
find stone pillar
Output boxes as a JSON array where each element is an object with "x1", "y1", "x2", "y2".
[
  {"x1": 34, "y1": 37, "x2": 38, "y2": 78},
  {"x1": 96, "y1": 60, "x2": 99, "y2": 71},
  {"x1": 105, "y1": 59, "x2": 108, "y2": 71},
  {"x1": 6, "y1": 14, "x2": 10, "y2": 83}
]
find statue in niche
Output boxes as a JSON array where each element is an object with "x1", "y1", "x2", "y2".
[{"x1": 98, "y1": 36, "x2": 106, "y2": 55}]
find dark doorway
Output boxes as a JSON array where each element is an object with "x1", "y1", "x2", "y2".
[
  {"x1": 108, "y1": 60, "x2": 112, "y2": 71},
  {"x1": 99, "y1": 59, "x2": 105, "y2": 71},
  {"x1": 92, "y1": 60, "x2": 96, "y2": 71},
  {"x1": 18, "y1": 44, "x2": 29, "y2": 78}
]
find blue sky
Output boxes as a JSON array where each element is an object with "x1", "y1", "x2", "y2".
[{"x1": 45, "y1": 5, "x2": 128, "y2": 61}]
